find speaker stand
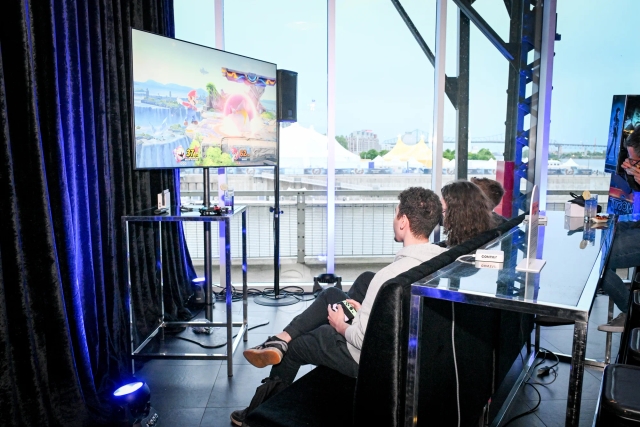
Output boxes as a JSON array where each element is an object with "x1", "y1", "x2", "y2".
[{"x1": 253, "y1": 294, "x2": 298, "y2": 307}]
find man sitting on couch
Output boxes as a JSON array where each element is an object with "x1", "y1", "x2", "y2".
[{"x1": 231, "y1": 187, "x2": 446, "y2": 426}]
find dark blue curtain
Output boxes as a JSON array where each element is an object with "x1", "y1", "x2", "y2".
[{"x1": 0, "y1": 1, "x2": 195, "y2": 426}]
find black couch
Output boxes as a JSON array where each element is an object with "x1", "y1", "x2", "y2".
[{"x1": 246, "y1": 215, "x2": 528, "y2": 427}]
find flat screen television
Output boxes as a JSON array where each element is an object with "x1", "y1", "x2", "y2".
[{"x1": 130, "y1": 29, "x2": 278, "y2": 169}]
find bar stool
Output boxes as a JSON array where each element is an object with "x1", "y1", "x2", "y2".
[
  {"x1": 627, "y1": 328, "x2": 640, "y2": 366},
  {"x1": 620, "y1": 291, "x2": 640, "y2": 364},
  {"x1": 595, "y1": 364, "x2": 640, "y2": 426},
  {"x1": 533, "y1": 294, "x2": 616, "y2": 364}
]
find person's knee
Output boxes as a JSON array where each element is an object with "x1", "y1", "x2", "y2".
[{"x1": 319, "y1": 286, "x2": 346, "y2": 301}]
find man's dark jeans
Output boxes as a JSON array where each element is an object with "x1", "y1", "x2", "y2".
[
  {"x1": 602, "y1": 222, "x2": 640, "y2": 313},
  {"x1": 269, "y1": 271, "x2": 374, "y2": 384}
]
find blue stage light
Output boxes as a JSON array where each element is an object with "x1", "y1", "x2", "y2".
[
  {"x1": 112, "y1": 381, "x2": 158, "y2": 426},
  {"x1": 113, "y1": 382, "x2": 144, "y2": 396}
]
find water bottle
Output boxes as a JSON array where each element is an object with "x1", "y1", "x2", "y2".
[{"x1": 224, "y1": 188, "x2": 235, "y2": 212}]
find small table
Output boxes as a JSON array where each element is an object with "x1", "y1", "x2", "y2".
[
  {"x1": 122, "y1": 206, "x2": 248, "y2": 377},
  {"x1": 405, "y1": 211, "x2": 615, "y2": 427}
]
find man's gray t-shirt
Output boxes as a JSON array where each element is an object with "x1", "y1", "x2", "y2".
[{"x1": 344, "y1": 243, "x2": 446, "y2": 363}]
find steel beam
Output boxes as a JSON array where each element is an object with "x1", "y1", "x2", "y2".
[
  {"x1": 453, "y1": 0, "x2": 515, "y2": 63},
  {"x1": 455, "y1": 10, "x2": 470, "y2": 180},
  {"x1": 391, "y1": 0, "x2": 457, "y2": 105}
]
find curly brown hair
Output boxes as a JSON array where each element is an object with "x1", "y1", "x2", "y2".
[
  {"x1": 470, "y1": 177, "x2": 505, "y2": 209},
  {"x1": 397, "y1": 187, "x2": 442, "y2": 240},
  {"x1": 442, "y1": 180, "x2": 496, "y2": 247}
]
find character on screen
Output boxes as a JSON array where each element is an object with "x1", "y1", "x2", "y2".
[
  {"x1": 221, "y1": 93, "x2": 260, "y2": 136},
  {"x1": 607, "y1": 108, "x2": 621, "y2": 161},
  {"x1": 179, "y1": 90, "x2": 199, "y2": 126},
  {"x1": 173, "y1": 145, "x2": 186, "y2": 163}
]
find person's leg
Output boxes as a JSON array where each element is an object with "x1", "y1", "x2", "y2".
[
  {"x1": 603, "y1": 225, "x2": 640, "y2": 312},
  {"x1": 282, "y1": 286, "x2": 349, "y2": 340},
  {"x1": 243, "y1": 287, "x2": 348, "y2": 367},
  {"x1": 602, "y1": 268, "x2": 631, "y2": 314},
  {"x1": 269, "y1": 324, "x2": 359, "y2": 385},
  {"x1": 231, "y1": 325, "x2": 359, "y2": 426},
  {"x1": 346, "y1": 271, "x2": 375, "y2": 303}
]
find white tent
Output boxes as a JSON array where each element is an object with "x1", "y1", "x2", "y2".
[
  {"x1": 279, "y1": 123, "x2": 361, "y2": 169},
  {"x1": 561, "y1": 158, "x2": 580, "y2": 168}
]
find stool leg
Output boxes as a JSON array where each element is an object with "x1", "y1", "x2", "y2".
[{"x1": 605, "y1": 297, "x2": 615, "y2": 364}]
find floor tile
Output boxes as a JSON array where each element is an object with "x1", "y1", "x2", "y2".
[
  {"x1": 207, "y1": 363, "x2": 274, "y2": 408},
  {"x1": 200, "y1": 407, "x2": 245, "y2": 427},
  {"x1": 153, "y1": 407, "x2": 205, "y2": 427},
  {"x1": 498, "y1": 398, "x2": 546, "y2": 427}
]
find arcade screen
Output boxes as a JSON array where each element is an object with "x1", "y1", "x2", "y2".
[
  {"x1": 130, "y1": 29, "x2": 277, "y2": 169},
  {"x1": 605, "y1": 95, "x2": 640, "y2": 214}
]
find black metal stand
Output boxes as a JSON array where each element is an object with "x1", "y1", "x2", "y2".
[
  {"x1": 203, "y1": 168, "x2": 214, "y2": 318},
  {"x1": 255, "y1": 121, "x2": 297, "y2": 306}
]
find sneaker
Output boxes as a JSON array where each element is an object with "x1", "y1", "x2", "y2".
[
  {"x1": 243, "y1": 336, "x2": 289, "y2": 368},
  {"x1": 597, "y1": 312, "x2": 627, "y2": 333},
  {"x1": 230, "y1": 408, "x2": 248, "y2": 426}
]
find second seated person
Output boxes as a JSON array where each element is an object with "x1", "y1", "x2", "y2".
[
  {"x1": 440, "y1": 180, "x2": 498, "y2": 247},
  {"x1": 230, "y1": 187, "x2": 446, "y2": 426}
]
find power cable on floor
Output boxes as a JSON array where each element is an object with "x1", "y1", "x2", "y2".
[
  {"x1": 500, "y1": 348, "x2": 560, "y2": 426},
  {"x1": 172, "y1": 320, "x2": 272, "y2": 349}
]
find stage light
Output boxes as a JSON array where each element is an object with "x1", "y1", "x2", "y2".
[
  {"x1": 112, "y1": 381, "x2": 158, "y2": 426},
  {"x1": 192, "y1": 277, "x2": 205, "y2": 303}
]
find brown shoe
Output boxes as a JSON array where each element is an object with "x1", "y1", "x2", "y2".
[{"x1": 243, "y1": 336, "x2": 288, "y2": 368}]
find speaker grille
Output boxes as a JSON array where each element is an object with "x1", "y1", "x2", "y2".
[{"x1": 277, "y1": 69, "x2": 298, "y2": 122}]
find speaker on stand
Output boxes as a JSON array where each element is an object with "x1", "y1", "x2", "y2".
[{"x1": 254, "y1": 70, "x2": 299, "y2": 307}]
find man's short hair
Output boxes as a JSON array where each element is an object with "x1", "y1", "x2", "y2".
[
  {"x1": 397, "y1": 187, "x2": 442, "y2": 239},
  {"x1": 470, "y1": 177, "x2": 504, "y2": 209},
  {"x1": 625, "y1": 125, "x2": 640, "y2": 152}
]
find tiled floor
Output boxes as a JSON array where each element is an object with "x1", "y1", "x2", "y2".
[{"x1": 132, "y1": 292, "x2": 619, "y2": 426}]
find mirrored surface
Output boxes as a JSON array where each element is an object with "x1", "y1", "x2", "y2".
[{"x1": 413, "y1": 211, "x2": 616, "y2": 310}]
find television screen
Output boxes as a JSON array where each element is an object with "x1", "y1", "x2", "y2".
[{"x1": 130, "y1": 29, "x2": 278, "y2": 169}]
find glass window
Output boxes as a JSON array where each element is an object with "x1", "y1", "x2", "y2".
[{"x1": 548, "y1": 0, "x2": 640, "y2": 211}]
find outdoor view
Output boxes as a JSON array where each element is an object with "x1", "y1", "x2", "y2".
[{"x1": 174, "y1": 0, "x2": 640, "y2": 282}]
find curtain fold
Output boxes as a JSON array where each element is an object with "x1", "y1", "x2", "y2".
[{"x1": 0, "y1": 1, "x2": 195, "y2": 425}]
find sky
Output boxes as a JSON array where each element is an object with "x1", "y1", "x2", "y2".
[
  {"x1": 174, "y1": 0, "x2": 640, "y2": 147},
  {"x1": 132, "y1": 29, "x2": 276, "y2": 101}
]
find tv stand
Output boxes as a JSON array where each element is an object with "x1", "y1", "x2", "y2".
[{"x1": 122, "y1": 205, "x2": 248, "y2": 377}]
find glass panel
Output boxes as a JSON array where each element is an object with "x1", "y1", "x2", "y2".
[
  {"x1": 413, "y1": 211, "x2": 606, "y2": 309},
  {"x1": 334, "y1": 0, "x2": 438, "y2": 280},
  {"x1": 222, "y1": 0, "x2": 328, "y2": 284},
  {"x1": 549, "y1": 1, "x2": 640, "y2": 212}
]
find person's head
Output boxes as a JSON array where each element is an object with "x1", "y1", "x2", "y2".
[
  {"x1": 625, "y1": 125, "x2": 640, "y2": 167},
  {"x1": 441, "y1": 180, "x2": 495, "y2": 247},
  {"x1": 394, "y1": 187, "x2": 442, "y2": 244},
  {"x1": 470, "y1": 177, "x2": 505, "y2": 210}
]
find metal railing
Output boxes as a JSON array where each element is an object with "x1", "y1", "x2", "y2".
[
  {"x1": 182, "y1": 189, "x2": 609, "y2": 261},
  {"x1": 182, "y1": 190, "x2": 403, "y2": 261}
]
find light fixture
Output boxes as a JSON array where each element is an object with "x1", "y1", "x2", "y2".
[{"x1": 112, "y1": 381, "x2": 158, "y2": 426}]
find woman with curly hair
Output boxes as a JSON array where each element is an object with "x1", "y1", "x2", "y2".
[{"x1": 441, "y1": 180, "x2": 497, "y2": 247}]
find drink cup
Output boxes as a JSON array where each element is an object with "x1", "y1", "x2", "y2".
[{"x1": 584, "y1": 197, "x2": 598, "y2": 222}]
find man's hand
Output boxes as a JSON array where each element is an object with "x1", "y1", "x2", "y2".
[
  {"x1": 327, "y1": 304, "x2": 349, "y2": 336},
  {"x1": 345, "y1": 299, "x2": 361, "y2": 311},
  {"x1": 622, "y1": 160, "x2": 640, "y2": 184}
]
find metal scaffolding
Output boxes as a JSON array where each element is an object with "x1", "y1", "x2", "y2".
[{"x1": 393, "y1": 0, "x2": 558, "y2": 215}]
